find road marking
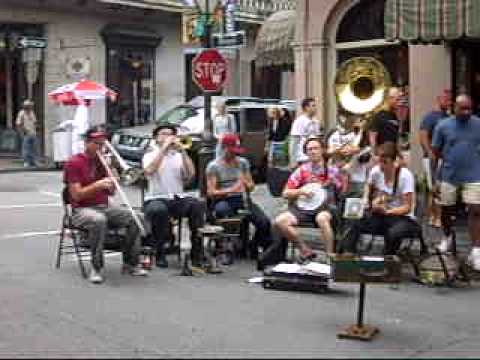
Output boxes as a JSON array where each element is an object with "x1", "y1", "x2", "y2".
[
  {"x1": 0, "y1": 203, "x2": 60, "y2": 209},
  {"x1": 40, "y1": 191, "x2": 61, "y2": 198},
  {"x1": 62, "y1": 252, "x2": 121, "y2": 262},
  {"x1": 1, "y1": 230, "x2": 60, "y2": 239}
]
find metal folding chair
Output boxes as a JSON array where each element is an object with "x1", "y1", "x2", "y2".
[{"x1": 55, "y1": 187, "x2": 123, "y2": 278}]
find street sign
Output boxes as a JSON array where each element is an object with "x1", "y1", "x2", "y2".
[
  {"x1": 212, "y1": 30, "x2": 246, "y2": 48},
  {"x1": 192, "y1": 48, "x2": 228, "y2": 92},
  {"x1": 17, "y1": 36, "x2": 47, "y2": 49}
]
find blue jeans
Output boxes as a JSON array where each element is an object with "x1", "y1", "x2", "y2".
[{"x1": 21, "y1": 134, "x2": 38, "y2": 166}]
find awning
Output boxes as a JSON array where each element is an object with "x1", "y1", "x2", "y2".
[
  {"x1": 385, "y1": 0, "x2": 480, "y2": 43},
  {"x1": 255, "y1": 10, "x2": 295, "y2": 68}
]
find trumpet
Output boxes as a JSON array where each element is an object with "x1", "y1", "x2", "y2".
[
  {"x1": 172, "y1": 136, "x2": 192, "y2": 151},
  {"x1": 103, "y1": 140, "x2": 144, "y2": 185}
]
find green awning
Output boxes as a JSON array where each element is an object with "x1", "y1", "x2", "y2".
[
  {"x1": 385, "y1": 0, "x2": 480, "y2": 42},
  {"x1": 255, "y1": 10, "x2": 295, "y2": 68}
]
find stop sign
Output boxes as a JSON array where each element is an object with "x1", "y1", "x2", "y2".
[{"x1": 192, "y1": 49, "x2": 227, "y2": 92}]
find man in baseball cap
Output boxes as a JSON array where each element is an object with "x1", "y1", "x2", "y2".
[
  {"x1": 206, "y1": 133, "x2": 272, "y2": 271},
  {"x1": 219, "y1": 133, "x2": 246, "y2": 155}
]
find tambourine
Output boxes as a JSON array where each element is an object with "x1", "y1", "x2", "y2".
[{"x1": 296, "y1": 183, "x2": 328, "y2": 212}]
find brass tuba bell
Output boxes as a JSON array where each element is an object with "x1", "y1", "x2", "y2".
[{"x1": 335, "y1": 57, "x2": 391, "y2": 115}]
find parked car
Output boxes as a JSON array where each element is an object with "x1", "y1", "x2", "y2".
[{"x1": 110, "y1": 97, "x2": 295, "y2": 184}]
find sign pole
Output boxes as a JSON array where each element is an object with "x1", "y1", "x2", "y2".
[{"x1": 198, "y1": 3, "x2": 213, "y2": 198}]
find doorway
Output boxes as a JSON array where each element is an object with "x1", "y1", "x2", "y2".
[{"x1": 453, "y1": 42, "x2": 480, "y2": 114}]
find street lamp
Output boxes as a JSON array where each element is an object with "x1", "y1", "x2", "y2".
[{"x1": 192, "y1": 0, "x2": 222, "y2": 196}]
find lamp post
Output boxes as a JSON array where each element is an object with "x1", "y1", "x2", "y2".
[{"x1": 193, "y1": 0, "x2": 221, "y2": 196}]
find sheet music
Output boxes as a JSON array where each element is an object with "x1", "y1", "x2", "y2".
[
  {"x1": 271, "y1": 262, "x2": 331, "y2": 275},
  {"x1": 303, "y1": 262, "x2": 331, "y2": 275}
]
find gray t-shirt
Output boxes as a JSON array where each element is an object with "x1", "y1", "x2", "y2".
[{"x1": 206, "y1": 157, "x2": 250, "y2": 190}]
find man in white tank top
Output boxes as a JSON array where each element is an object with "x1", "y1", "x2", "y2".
[{"x1": 143, "y1": 124, "x2": 206, "y2": 268}]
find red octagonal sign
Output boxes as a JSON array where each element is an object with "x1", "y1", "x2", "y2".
[{"x1": 192, "y1": 49, "x2": 227, "y2": 92}]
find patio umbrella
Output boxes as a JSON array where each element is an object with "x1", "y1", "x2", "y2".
[
  {"x1": 48, "y1": 79, "x2": 117, "y2": 155},
  {"x1": 48, "y1": 79, "x2": 117, "y2": 105}
]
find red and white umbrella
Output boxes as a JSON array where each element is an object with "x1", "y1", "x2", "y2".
[
  {"x1": 48, "y1": 79, "x2": 117, "y2": 106},
  {"x1": 49, "y1": 80, "x2": 117, "y2": 155}
]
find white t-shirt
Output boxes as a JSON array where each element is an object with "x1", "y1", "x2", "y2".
[
  {"x1": 142, "y1": 149, "x2": 184, "y2": 201},
  {"x1": 290, "y1": 114, "x2": 321, "y2": 162},
  {"x1": 368, "y1": 165, "x2": 415, "y2": 218},
  {"x1": 328, "y1": 129, "x2": 368, "y2": 183}
]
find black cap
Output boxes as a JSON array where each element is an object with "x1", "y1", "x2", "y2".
[{"x1": 152, "y1": 123, "x2": 178, "y2": 137}]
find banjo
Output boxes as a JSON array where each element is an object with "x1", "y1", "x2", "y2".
[{"x1": 295, "y1": 183, "x2": 329, "y2": 212}]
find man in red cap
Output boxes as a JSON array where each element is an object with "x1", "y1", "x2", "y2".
[
  {"x1": 206, "y1": 133, "x2": 272, "y2": 267},
  {"x1": 63, "y1": 126, "x2": 148, "y2": 284}
]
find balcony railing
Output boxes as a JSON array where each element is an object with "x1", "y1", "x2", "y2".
[{"x1": 98, "y1": 0, "x2": 296, "y2": 21}]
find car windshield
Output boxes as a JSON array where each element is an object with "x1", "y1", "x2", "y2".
[{"x1": 156, "y1": 106, "x2": 197, "y2": 125}]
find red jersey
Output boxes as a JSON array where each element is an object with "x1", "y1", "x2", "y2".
[
  {"x1": 63, "y1": 153, "x2": 109, "y2": 208},
  {"x1": 286, "y1": 162, "x2": 343, "y2": 192}
]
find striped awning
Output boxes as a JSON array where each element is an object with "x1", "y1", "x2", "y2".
[
  {"x1": 385, "y1": 0, "x2": 480, "y2": 42},
  {"x1": 255, "y1": 10, "x2": 296, "y2": 67}
]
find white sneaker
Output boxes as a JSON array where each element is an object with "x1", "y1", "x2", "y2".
[
  {"x1": 437, "y1": 234, "x2": 453, "y2": 253},
  {"x1": 127, "y1": 265, "x2": 149, "y2": 277},
  {"x1": 89, "y1": 268, "x2": 104, "y2": 284},
  {"x1": 468, "y1": 248, "x2": 480, "y2": 272}
]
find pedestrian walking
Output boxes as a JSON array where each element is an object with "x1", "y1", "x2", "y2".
[
  {"x1": 289, "y1": 98, "x2": 322, "y2": 169},
  {"x1": 15, "y1": 99, "x2": 38, "y2": 167},
  {"x1": 419, "y1": 89, "x2": 451, "y2": 228},
  {"x1": 432, "y1": 94, "x2": 480, "y2": 270}
]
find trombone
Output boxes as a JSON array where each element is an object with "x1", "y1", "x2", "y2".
[
  {"x1": 95, "y1": 145, "x2": 147, "y2": 237},
  {"x1": 103, "y1": 140, "x2": 144, "y2": 185}
]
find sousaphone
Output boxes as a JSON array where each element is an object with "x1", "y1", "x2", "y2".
[{"x1": 335, "y1": 57, "x2": 391, "y2": 115}]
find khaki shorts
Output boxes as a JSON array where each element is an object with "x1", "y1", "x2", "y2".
[{"x1": 438, "y1": 182, "x2": 480, "y2": 206}]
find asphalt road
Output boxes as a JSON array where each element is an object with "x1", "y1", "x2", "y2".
[{"x1": 0, "y1": 171, "x2": 479, "y2": 358}]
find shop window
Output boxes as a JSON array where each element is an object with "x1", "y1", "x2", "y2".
[
  {"x1": 453, "y1": 42, "x2": 480, "y2": 115},
  {"x1": 336, "y1": 0, "x2": 386, "y2": 43}
]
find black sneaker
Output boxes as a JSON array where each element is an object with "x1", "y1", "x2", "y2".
[{"x1": 156, "y1": 254, "x2": 169, "y2": 268}]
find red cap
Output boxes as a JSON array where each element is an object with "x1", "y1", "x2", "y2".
[
  {"x1": 84, "y1": 130, "x2": 107, "y2": 141},
  {"x1": 220, "y1": 133, "x2": 245, "y2": 154}
]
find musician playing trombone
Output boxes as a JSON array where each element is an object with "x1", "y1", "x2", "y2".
[
  {"x1": 142, "y1": 124, "x2": 206, "y2": 268},
  {"x1": 273, "y1": 137, "x2": 346, "y2": 261},
  {"x1": 63, "y1": 127, "x2": 148, "y2": 284}
]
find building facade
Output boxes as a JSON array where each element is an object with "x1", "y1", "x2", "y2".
[
  {"x1": 290, "y1": 0, "x2": 480, "y2": 172},
  {"x1": 0, "y1": 0, "x2": 295, "y2": 161}
]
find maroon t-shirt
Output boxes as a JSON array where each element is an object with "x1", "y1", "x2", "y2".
[{"x1": 63, "y1": 153, "x2": 109, "y2": 208}]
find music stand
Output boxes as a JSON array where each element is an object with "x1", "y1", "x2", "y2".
[
  {"x1": 336, "y1": 282, "x2": 379, "y2": 341},
  {"x1": 331, "y1": 254, "x2": 402, "y2": 341}
]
